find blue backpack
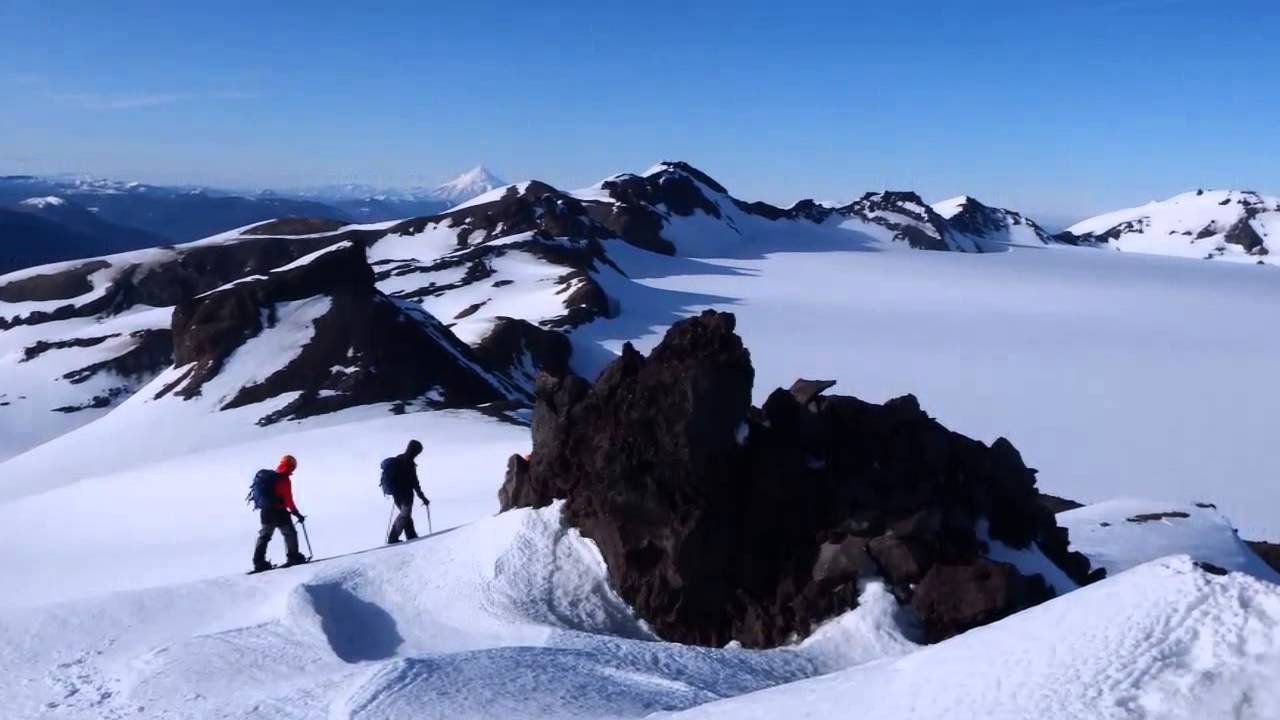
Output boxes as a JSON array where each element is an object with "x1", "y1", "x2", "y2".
[
  {"x1": 246, "y1": 469, "x2": 279, "y2": 509},
  {"x1": 379, "y1": 457, "x2": 400, "y2": 496}
]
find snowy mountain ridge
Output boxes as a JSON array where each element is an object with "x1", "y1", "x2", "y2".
[
  {"x1": 933, "y1": 195, "x2": 1056, "y2": 247},
  {"x1": 1058, "y1": 189, "x2": 1278, "y2": 264},
  {"x1": 2, "y1": 162, "x2": 1276, "y2": 466}
]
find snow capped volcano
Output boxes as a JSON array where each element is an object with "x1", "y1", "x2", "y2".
[
  {"x1": 17, "y1": 195, "x2": 68, "y2": 209},
  {"x1": 1059, "y1": 190, "x2": 1278, "y2": 264},
  {"x1": 433, "y1": 165, "x2": 506, "y2": 206}
]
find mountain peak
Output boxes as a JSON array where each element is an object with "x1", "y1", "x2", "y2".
[
  {"x1": 18, "y1": 196, "x2": 68, "y2": 209},
  {"x1": 433, "y1": 166, "x2": 506, "y2": 202}
]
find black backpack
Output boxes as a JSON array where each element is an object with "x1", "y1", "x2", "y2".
[
  {"x1": 379, "y1": 457, "x2": 401, "y2": 496},
  {"x1": 246, "y1": 469, "x2": 279, "y2": 509}
]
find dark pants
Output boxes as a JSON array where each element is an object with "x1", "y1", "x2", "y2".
[
  {"x1": 254, "y1": 508, "x2": 302, "y2": 565},
  {"x1": 388, "y1": 495, "x2": 418, "y2": 542}
]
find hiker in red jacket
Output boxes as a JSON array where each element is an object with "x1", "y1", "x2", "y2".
[{"x1": 252, "y1": 454, "x2": 308, "y2": 572}]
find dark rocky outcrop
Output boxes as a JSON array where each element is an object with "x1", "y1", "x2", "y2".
[
  {"x1": 501, "y1": 310, "x2": 1098, "y2": 648},
  {"x1": 0, "y1": 233, "x2": 361, "y2": 330},
  {"x1": 168, "y1": 241, "x2": 522, "y2": 424},
  {"x1": 1126, "y1": 511, "x2": 1191, "y2": 524},
  {"x1": 0, "y1": 260, "x2": 110, "y2": 304},
  {"x1": 943, "y1": 196, "x2": 1053, "y2": 246},
  {"x1": 1223, "y1": 219, "x2": 1268, "y2": 255},
  {"x1": 21, "y1": 334, "x2": 117, "y2": 362},
  {"x1": 1246, "y1": 541, "x2": 1280, "y2": 575},
  {"x1": 1039, "y1": 493, "x2": 1085, "y2": 514},
  {"x1": 61, "y1": 329, "x2": 173, "y2": 385},
  {"x1": 840, "y1": 192, "x2": 961, "y2": 251},
  {"x1": 243, "y1": 217, "x2": 349, "y2": 236},
  {"x1": 471, "y1": 317, "x2": 572, "y2": 391}
]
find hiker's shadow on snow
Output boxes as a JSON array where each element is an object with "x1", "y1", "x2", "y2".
[{"x1": 301, "y1": 581, "x2": 403, "y2": 663}]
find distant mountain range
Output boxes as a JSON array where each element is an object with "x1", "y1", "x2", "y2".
[
  {"x1": 1, "y1": 164, "x2": 1275, "y2": 277},
  {"x1": 0, "y1": 168, "x2": 506, "y2": 274},
  {"x1": 259, "y1": 165, "x2": 508, "y2": 223}
]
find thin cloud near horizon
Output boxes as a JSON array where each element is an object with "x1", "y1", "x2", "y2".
[{"x1": 45, "y1": 89, "x2": 260, "y2": 110}]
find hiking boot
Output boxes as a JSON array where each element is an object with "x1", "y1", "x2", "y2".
[
  {"x1": 386, "y1": 537, "x2": 402, "y2": 545},
  {"x1": 284, "y1": 553, "x2": 309, "y2": 567},
  {"x1": 252, "y1": 559, "x2": 274, "y2": 573}
]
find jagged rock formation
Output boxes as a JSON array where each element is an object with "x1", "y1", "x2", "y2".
[
  {"x1": 166, "y1": 241, "x2": 523, "y2": 424},
  {"x1": 499, "y1": 310, "x2": 1099, "y2": 648},
  {"x1": 841, "y1": 191, "x2": 980, "y2": 251},
  {"x1": 471, "y1": 317, "x2": 572, "y2": 391},
  {"x1": 933, "y1": 196, "x2": 1055, "y2": 248}
]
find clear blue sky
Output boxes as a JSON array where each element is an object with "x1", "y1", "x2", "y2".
[{"x1": 1, "y1": 0, "x2": 1276, "y2": 224}]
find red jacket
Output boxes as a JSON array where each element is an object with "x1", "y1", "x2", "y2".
[{"x1": 275, "y1": 462, "x2": 298, "y2": 513}]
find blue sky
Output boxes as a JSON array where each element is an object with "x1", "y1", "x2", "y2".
[{"x1": 1, "y1": 0, "x2": 1275, "y2": 224}]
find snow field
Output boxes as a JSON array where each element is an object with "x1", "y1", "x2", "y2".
[{"x1": 602, "y1": 244, "x2": 1280, "y2": 540}]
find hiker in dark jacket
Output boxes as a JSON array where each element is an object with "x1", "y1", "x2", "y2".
[
  {"x1": 385, "y1": 440, "x2": 429, "y2": 544},
  {"x1": 252, "y1": 454, "x2": 308, "y2": 571}
]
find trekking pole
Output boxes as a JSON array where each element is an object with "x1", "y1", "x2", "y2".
[
  {"x1": 299, "y1": 519, "x2": 314, "y2": 560},
  {"x1": 427, "y1": 504, "x2": 433, "y2": 535},
  {"x1": 299, "y1": 520, "x2": 314, "y2": 560},
  {"x1": 384, "y1": 502, "x2": 396, "y2": 542}
]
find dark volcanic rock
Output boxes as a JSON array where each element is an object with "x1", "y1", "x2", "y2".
[
  {"x1": 1223, "y1": 218, "x2": 1268, "y2": 255},
  {"x1": 472, "y1": 317, "x2": 572, "y2": 390},
  {"x1": 1038, "y1": 493, "x2": 1085, "y2": 514},
  {"x1": 0, "y1": 260, "x2": 110, "y2": 304},
  {"x1": 504, "y1": 310, "x2": 1096, "y2": 648},
  {"x1": 1246, "y1": 541, "x2": 1280, "y2": 575},
  {"x1": 498, "y1": 453, "x2": 534, "y2": 511},
  {"x1": 169, "y1": 241, "x2": 521, "y2": 424},
  {"x1": 62, "y1": 329, "x2": 173, "y2": 385},
  {"x1": 243, "y1": 217, "x2": 348, "y2": 236},
  {"x1": 1125, "y1": 511, "x2": 1191, "y2": 524},
  {"x1": 840, "y1": 192, "x2": 958, "y2": 251},
  {"x1": 910, "y1": 559, "x2": 1053, "y2": 642},
  {"x1": 0, "y1": 232, "x2": 363, "y2": 331},
  {"x1": 22, "y1": 334, "x2": 117, "y2": 362}
]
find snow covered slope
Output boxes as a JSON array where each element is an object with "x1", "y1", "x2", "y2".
[
  {"x1": 0, "y1": 499, "x2": 918, "y2": 719},
  {"x1": 1059, "y1": 499, "x2": 1280, "y2": 581},
  {"x1": 668, "y1": 555, "x2": 1280, "y2": 720},
  {"x1": 0, "y1": 227, "x2": 368, "y2": 460},
  {"x1": 1061, "y1": 190, "x2": 1278, "y2": 264}
]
